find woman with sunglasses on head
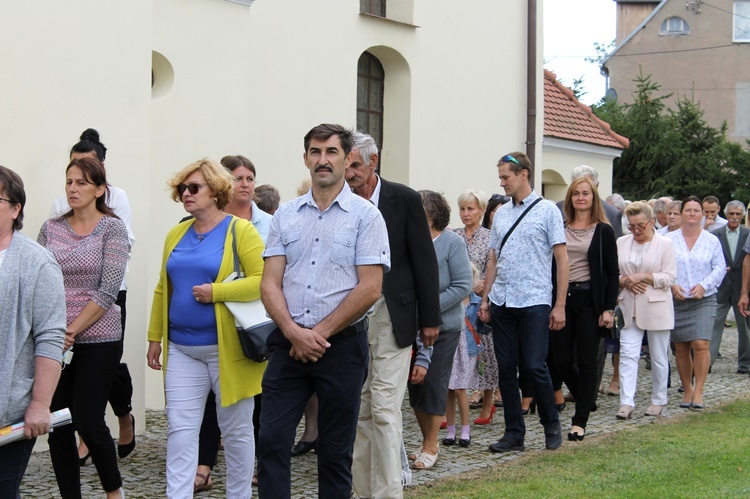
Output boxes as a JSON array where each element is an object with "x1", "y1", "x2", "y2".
[
  {"x1": 665, "y1": 196, "x2": 725, "y2": 411},
  {"x1": 39, "y1": 157, "x2": 130, "y2": 499},
  {"x1": 49, "y1": 129, "x2": 137, "y2": 468},
  {"x1": 550, "y1": 177, "x2": 619, "y2": 440},
  {"x1": 192, "y1": 155, "x2": 273, "y2": 492},
  {"x1": 147, "y1": 159, "x2": 265, "y2": 498},
  {"x1": 616, "y1": 202, "x2": 677, "y2": 419}
]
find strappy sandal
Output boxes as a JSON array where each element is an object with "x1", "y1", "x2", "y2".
[
  {"x1": 412, "y1": 449, "x2": 439, "y2": 470},
  {"x1": 194, "y1": 472, "x2": 213, "y2": 493}
]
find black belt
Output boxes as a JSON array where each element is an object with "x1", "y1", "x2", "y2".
[
  {"x1": 569, "y1": 282, "x2": 591, "y2": 291},
  {"x1": 333, "y1": 317, "x2": 369, "y2": 340}
]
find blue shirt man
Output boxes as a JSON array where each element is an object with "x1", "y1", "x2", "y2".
[
  {"x1": 257, "y1": 124, "x2": 390, "y2": 499},
  {"x1": 479, "y1": 151, "x2": 568, "y2": 453}
]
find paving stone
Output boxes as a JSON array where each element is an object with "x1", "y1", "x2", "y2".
[{"x1": 21, "y1": 327, "x2": 750, "y2": 497}]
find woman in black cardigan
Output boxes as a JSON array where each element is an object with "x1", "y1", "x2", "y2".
[{"x1": 551, "y1": 177, "x2": 619, "y2": 441}]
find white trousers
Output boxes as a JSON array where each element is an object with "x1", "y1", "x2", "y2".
[
  {"x1": 165, "y1": 342, "x2": 254, "y2": 499},
  {"x1": 352, "y1": 296, "x2": 412, "y2": 499},
  {"x1": 619, "y1": 325, "x2": 670, "y2": 407}
]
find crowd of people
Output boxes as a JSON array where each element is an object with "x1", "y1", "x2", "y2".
[{"x1": 2, "y1": 124, "x2": 749, "y2": 499}]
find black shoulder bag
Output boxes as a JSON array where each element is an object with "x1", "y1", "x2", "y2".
[{"x1": 498, "y1": 197, "x2": 543, "y2": 254}]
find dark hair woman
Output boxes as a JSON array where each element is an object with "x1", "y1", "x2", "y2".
[
  {"x1": 39, "y1": 157, "x2": 130, "y2": 499},
  {"x1": 0, "y1": 165, "x2": 66, "y2": 498}
]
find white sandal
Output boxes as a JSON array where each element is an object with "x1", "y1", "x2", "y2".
[{"x1": 412, "y1": 448, "x2": 439, "y2": 470}]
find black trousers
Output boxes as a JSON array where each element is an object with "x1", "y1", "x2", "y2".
[
  {"x1": 109, "y1": 290, "x2": 133, "y2": 417},
  {"x1": 0, "y1": 437, "x2": 35, "y2": 499},
  {"x1": 257, "y1": 328, "x2": 368, "y2": 499},
  {"x1": 550, "y1": 288, "x2": 601, "y2": 428},
  {"x1": 49, "y1": 341, "x2": 123, "y2": 497}
]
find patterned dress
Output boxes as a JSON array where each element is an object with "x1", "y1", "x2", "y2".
[{"x1": 450, "y1": 226, "x2": 498, "y2": 391}]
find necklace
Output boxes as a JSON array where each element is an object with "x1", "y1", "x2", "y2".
[{"x1": 195, "y1": 214, "x2": 226, "y2": 242}]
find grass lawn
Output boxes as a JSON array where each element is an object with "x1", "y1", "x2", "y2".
[{"x1": 405, "y1": 397, "x2": 750, "y2": 498}]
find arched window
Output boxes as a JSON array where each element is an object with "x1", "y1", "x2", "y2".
[
  {"x1": 357, "y1": 52, "x2": 385, "y2": 151},
  {"x1": 660, "y1": 16, "x2": 689, "y2": 35}
]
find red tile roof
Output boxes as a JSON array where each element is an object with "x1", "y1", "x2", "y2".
[{"x1": 544, "y1": 69, "x2": 629, "y2": 149}]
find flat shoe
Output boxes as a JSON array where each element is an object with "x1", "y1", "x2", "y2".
[
  {"x1": 118, "y1": 415, "x2": 136, "y2": 459},
  {"x1": 412, "y1": 448, "x2": 439, "y2": 470},
  {"x1": 458, "y1": 437, "x2": 471, "y2": 447},
  {"x1": 194, "y1": 472, "x2": 213, "y2": 493},
  {"x1": 644, "y1": 405, "x2": 665, "y2": 417},
  {"x1": 615, "y1": 404, "x2": 634, "y2": 419},
  {"x1": 567, "y1": 431, "x2": 585, "y2": 441},
  {"x1": 291, "y1": 439, "x2": 317, "y2": 457},
  {"x1": 442, "y1": 437, "x2": 456, "y2": 446},
  {"x1": 679, "y1": 401, "x2": 692, "y2": 409},
  {"x1": 690, "y1": 402, "x2": 704, "y2": 410}
]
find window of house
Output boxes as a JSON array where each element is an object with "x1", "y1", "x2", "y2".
[
  {"x1": 659, "y1": 16, "x2": 689, "y2": 35},
  {"x1": 735, "y1": 0, "x2": 750, "y2": 42},
  {"x1": 357, "y1": 52, "x2": 385, "y2": 154},
  {"x1": 360, "y1": 0, "x2": 385, "y2": 17}
]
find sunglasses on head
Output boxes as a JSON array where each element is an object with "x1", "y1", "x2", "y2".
[
  {"x1": 177, "y1": 183, "x2": 207, "y2": 196},
  {"x1": 491, "y1": 193, "x2": 510, "y2": 203},
  {"x1": 500, "y1": 154, "x2": 528, "y2": 170}
]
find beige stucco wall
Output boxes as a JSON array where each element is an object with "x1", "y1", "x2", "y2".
[
  {"x1": 0, "y1": 0, "x2": 152, "y2": 442},
  {"x1": 607, "y1": 0, "x2": 750, "y2": 141},
  {"x1": 1, "y1": 0, "x2": 545, "y2": 413}
]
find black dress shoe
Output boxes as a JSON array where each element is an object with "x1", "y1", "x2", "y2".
[
  {"x1": 458, "y1": 438, "x2": 471, "y2": 447},
  {"x1": 567, "y1": 430, "x2": 585, "y2": 441},
  {"x1": 117, "y1": 415, "x2": 136, "y2": 459},
  {"x1": 291, "y1": 439, "x2": 317, "y2": 457},
  {"x1": 488, "y1": 438, "x2": 525, "y2": 453},
  {"x1": 737, "y1": 368, "x2": 750, "y2": 374},
  {"x1": 79, "y1": 452, "x2": 91, "y2": 467},
  {"x1": 442, "y1": 437, "x2": 456, "y2": 446}
]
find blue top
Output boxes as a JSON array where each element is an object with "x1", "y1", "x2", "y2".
[
  {"x1": 167, "y1": 216, "x2": 231, "y2": 346},
  {"x1": 250, "y1": 200, "x2": 273, "y2": 244},
  {"x1": 488, "y1": 190, "x2": 565, "y2": 308},
  {"x1": 263, "y1": 184, "x2": 390, "y2": 328}
]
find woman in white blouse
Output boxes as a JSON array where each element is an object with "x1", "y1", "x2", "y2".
[{"x1": 666, "y1": 196, "x2": 726, "y2": 410}]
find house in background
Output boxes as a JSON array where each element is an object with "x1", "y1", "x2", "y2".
[
  {"x1": 542, "y1": 70, "x2": 629, "y2": 202},
  {"x1": 603, "y1": 0, "x2": 750, "y2": 143}
]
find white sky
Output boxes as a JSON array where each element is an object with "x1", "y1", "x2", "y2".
[{"x1": 544, "y1": 0, "x2": 617, "y2": 105}]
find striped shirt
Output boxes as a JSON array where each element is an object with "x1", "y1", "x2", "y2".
[{"x1": 263, "y1": 184, "x2": 390, "y2": 328}]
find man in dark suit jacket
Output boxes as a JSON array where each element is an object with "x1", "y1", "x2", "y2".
[
  {"x1": 347, "y1": 132, "x2": 441, "y2": 498},
  {"x1": 709, "y1": 200, "x2": 750, "y2": 373}
]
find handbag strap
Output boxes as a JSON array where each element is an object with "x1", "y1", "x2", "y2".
[
  {"x1": 498, "y1": 197, "x2": 543, "y2": 254},
  {"x1": 229, "y1": 219, "x2": 244, "y2": 277}
]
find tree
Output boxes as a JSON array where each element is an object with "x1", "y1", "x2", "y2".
[{"x1": 592, "y1": 70, "x2": 750, "y2": 206}]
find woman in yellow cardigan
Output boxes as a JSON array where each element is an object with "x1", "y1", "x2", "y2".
[{"x1": 146, "y1": 158, "x2": 265, "y2": 498}]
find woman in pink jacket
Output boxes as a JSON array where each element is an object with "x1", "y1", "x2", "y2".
[{"x1": 616, "y1": 201, "x2": 677, "y2": 419}]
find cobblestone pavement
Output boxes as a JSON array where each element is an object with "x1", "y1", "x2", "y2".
[{"x1": 22, "y1": 327, "x2": 750, "y2": 498}]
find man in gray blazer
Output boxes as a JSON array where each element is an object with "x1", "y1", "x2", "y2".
[{"x1": 709, "y1": 200, "x2": 750, "y2": 373}]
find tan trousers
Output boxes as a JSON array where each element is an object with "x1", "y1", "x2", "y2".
[{"x1": 352, "y1": 295, "x2": 412, "y2": 499}]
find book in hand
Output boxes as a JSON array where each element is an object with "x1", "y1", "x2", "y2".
[{"x1": 0, "y1": 408, "x2": 72, "y2": 446}]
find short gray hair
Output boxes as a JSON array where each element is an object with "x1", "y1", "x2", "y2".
[
  {"x1": 457, "y1": 190, "x2": 487, "y2": 211},
  {"x1": 653, "y1": 198, "x2": 669, "y2": 215},
  {"x1": 608, "y1": 193, "x2": 626, "y2": 211},
  {"x1": 352, "y1": 132, "x2": 379, "y2": 163},
  {"x1": 725, "y1": 200, "x2": 746, "y2": 214},
  {"x1": 570, "y1": 165, "x2": 599, "y2": 186}
]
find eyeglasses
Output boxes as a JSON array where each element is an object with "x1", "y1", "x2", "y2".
[
  {"x1": 500, "y1": 154, "x2": 524, "y2": 168},
  {"x1": 177, "y1": 183, "x2": 207, "y2": 196},
  {"x1": 627, "y1": 221, "x2": 652, "y2": 231},
  {"x1": 0, "y1": 197, "x2": 13, "y2": 204}
]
